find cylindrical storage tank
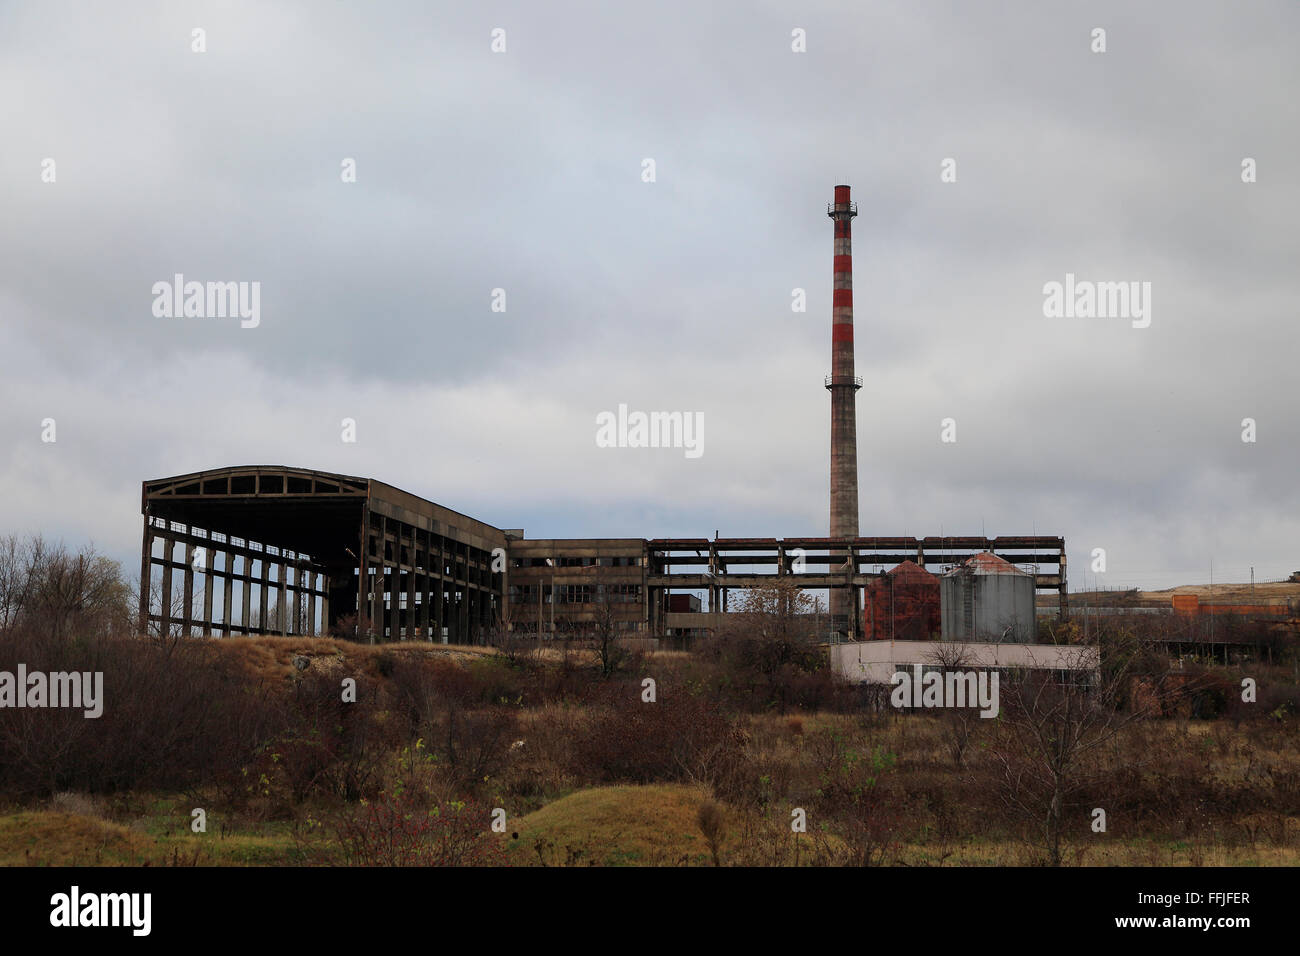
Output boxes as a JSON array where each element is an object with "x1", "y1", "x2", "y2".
[
  {"x1": 940, "y1": 552, "x2": 1037, "y2": 643},
  {"x1": 868, "y1": 560, "x2": 941, "y2": 640}
]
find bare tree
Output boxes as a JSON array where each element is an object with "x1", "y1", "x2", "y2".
[
  {"x1": 327, "y1": 611, "x2": 374, "y2": 641},
  {"x1": 590, "y1": 581, "x2": 629, "y2": 677},
  {"x1": 545, "y1": 568, "x2": 641, "y2": 676},
  {"x1": 484, "y1": 604, "x2": 545, "y2": 666},
  {"x1": 716, "y1": 577, "x2": 823, "y2": 644},
  {"x1": 144, "y1": 572, "x2": 201, "y2": 641},
  {"x1": 927, "y1": 642, "x2": 981, "y2": 769},
  {"x1": 697, "y1": 800, "x2": 727, "y2": 867},
  {"x1": 0, "y1": 534, "x2": 131, "y2": 640},
  {"x1": 266, "y1": 594, "x2": 290, "y2": 636},
  {"x1": 989, "y1": 643, "x2": 1139, "y2": 866},
  {"x1": 0, "y1": 534, "x2": 38, "y2": 630}
]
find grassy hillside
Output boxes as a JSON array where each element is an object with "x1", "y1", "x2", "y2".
[{"x1": 506, "y1": 784, "x2": 713, "y2": 866}]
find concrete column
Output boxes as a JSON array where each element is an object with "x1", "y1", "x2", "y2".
[
  {"x1": 471, "y1": 587, "x2": 481, "y2": 644},
  {"x1": 463, "y1": 587, "x2": 473, "y2": 644},
  {"x1": 278, "y1": 558, "x2": 289, "y2": 636},
  {"x1": 241, "y1": 555, "x2": 251, "y2": 635},
  {"x1": 161, "y1": 538, "x2": 176, "y2": 634},
  {"x1": 356, "y1": 508, "x2": 369, "y2": 639},
  {"x1": 435, "y1": 534, "x2": 445, "y2": 641},
  {"x1": 1059, "y1": 551, "x2": 1069, "y2": 621},
  {"x1": 138, "y1": 518, "x2": 153, "y2": 635},
  {"x1": 369, "y1": 517, "x2": 384, "y2": 637},
  {"x1": 160, "y1": 535, "x2": 173, "y2": 636},
  {"x1": 387, "y1": 525, "x2": 400, "y2": 642},
  {"x1": 304, "y1": 567, "x2": 312, "y2": 635},
  {"x1": 852, "y1": 583, "x2": 862, "y2": 640},
  {"x1": 182, "y1": 541, "x2": 195, "y2": 637},
  {"x1": 221, "y1": 550, "x2": 233, "y2": 636},
  {"x1": 319, "y1": 572, "x2": 330, "y2": 636},
  {"x1": 406, "y1": 528, "x2": 417, "y2": 640},
  {"x1": 458, "y1": 581, "x2": 468, "y2": 644},
  {"x1": 497, "y1": 546, "x2": 507, "y2": 634},
  {"x1": 438, "y1": 583, "x2": 448, "y2": 643},
  {"x1": 419, "y1": 553, "x2": 431, "y2": 640},
  {"x1": 301, "y1": 566, "x2": 311, "y2": 635},
  {"x1": 259, "y1": 553, "x2": 270, "y2": 635},
  {"x1": 432, "y1": 575, "x2": 443, "y2": 643},
  {"x1": 202, "y1": 537, "x2": 214, "y2": 636}
]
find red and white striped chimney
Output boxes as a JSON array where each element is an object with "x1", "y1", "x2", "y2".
[{"x1": 826, "y1": 184, "x2": 861, "y2": 633}]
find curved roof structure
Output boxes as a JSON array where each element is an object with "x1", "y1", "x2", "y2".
[{"x1": 142, "y1": 465, "x2": 505, "y2": 563}]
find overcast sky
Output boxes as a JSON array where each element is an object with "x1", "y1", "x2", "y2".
[{"x1": 2, "y1": 0, "x2": 1297, "y2": 591}]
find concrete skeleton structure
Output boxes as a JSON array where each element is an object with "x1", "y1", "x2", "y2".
[
  {"x1": 136, "y1": 186, "x2": 1070, "y2": 643},
  {"x1": 138, "y1": 465, "x2": 1068, "y2": 642},
  {"x1": 139, "y1": 466, "x2": 502, "y2": 642}
]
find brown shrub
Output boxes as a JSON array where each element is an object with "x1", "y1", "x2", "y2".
[
  {"x1": 324, "y1": 791, "x2": 508, "y2": 866},
  {"x1": 569, "y1": 683, "x2": 744, "y2": 788},
  {"x1": 697, "y1": 799, "x2": 726, "y2": 866},
  {"x1": 0, "y1": 628, "x2": 284, "y2": 799}
]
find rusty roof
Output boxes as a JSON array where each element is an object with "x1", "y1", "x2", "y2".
[
  {"x1": 885, "y1": 559, "x2": 939, "y2": 580},
  {"x1": 950, "y1": 551, "x2": 1034, "y2": 576}
]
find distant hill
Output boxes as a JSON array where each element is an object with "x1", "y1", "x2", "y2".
[{"x1": 1037, "y1": 581, "x2": 1300, "y2": 609}]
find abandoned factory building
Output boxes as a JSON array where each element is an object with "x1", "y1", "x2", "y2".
[{"x1": 139, "y1": 465, "x2": 1067, "y2": 643}]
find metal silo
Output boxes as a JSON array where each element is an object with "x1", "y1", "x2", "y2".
[
  {"x1": 940, "y1": 552, "x2": 1037, "y2": 643},
  {"x1": 866, "y1": 560, "x2": 941, "y2": 640}
]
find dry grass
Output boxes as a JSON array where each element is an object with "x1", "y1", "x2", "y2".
[
  {"x1": 209, "y1": 635, "x2": 496, "y2": 683},
  {"x1": 203, "y1": 634, "x2": 685, "y2": 684},
  {"x1": 1155, "y1": 581, "x2": 1300, "y2": 600},
  {"x1": 503, "y1": 644, "x2": 690, "y2": 666},
  {"x1": 0, "y1": 811, "x2": 157, "y2": 866},
  {"x1": 505, "y1": 784, "x2": 715, "y2": 866},
  {"x1": 5, "y1": 801, "x2": 1293, "y2": 867},
  {"x1": 0, "y1": 800, "x2": 303, "y2": 866}
]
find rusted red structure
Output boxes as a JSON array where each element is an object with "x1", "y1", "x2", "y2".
[
  {"x1": 1171, "y1": 594, "x2": 1293, "y2": 617},
  {"x1": 826, "y1": 184, "x2": 862, "y2": 633},
  {"x1": 865, "y1": 560, "x2": 940, "y2": 640},
  {"x1": 667, "y1": 593, "x2": 701, "y2": 613}
]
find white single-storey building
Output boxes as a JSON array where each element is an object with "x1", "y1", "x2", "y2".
[{"x1": 831, "y1": 639, "x2": 1101, "y2": 684}]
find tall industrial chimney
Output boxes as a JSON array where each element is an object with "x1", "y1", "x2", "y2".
[{"x1": 826, "y1": 184, "x2": 860, "y2": 634}]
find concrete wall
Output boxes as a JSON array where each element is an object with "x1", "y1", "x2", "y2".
[
  {"x1": 505, "y1": 538, "x2": 648, "y2": 633},
  {"x1": 831, "y1": 639, "x2": 1100, "y2": 683}
]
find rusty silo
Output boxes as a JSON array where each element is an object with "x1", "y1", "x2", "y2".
[{"x1": 866, "y1": 560, "x2": 940, "y2": 641}]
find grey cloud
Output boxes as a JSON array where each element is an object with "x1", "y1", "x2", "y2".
[{"x1": 1, "y1": 0, "x2": 1296, "y2": 589}]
